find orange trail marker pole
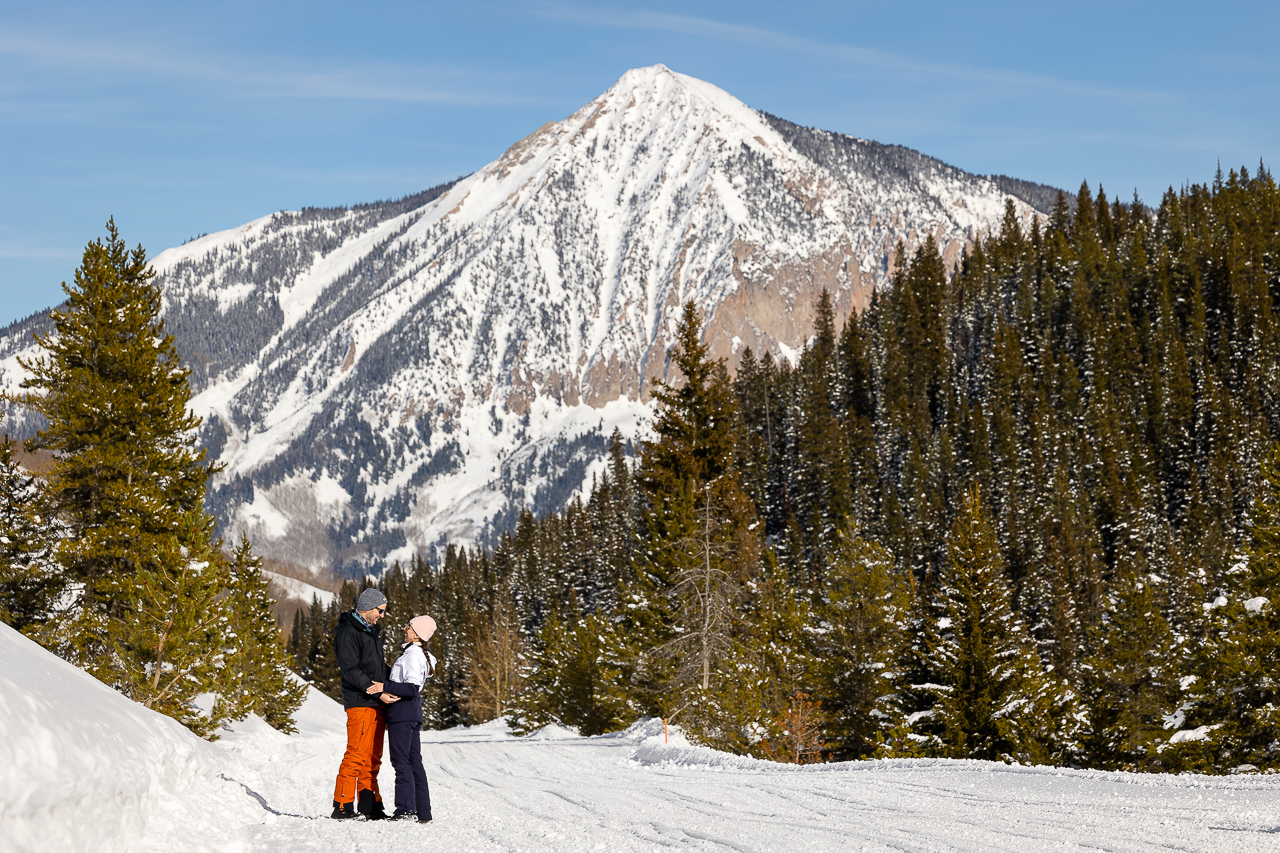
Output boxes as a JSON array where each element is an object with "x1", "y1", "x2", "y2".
[{"x1": 664, "y1": 718, "x2": 668, "y2": 743}]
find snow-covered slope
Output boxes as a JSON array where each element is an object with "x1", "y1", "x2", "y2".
[
  {"x1": 0, "y1": 623, "x2": 261, "y2": 853},
  {"x1": 0, "y1": 65, "x2": 1049, "y2": 574},
  {"x1": 263, "y1": 569, "x2": 337, "y2": 609},
  {"x1": 4, "y1": 623, "x2": 1277, "y2": 852}
]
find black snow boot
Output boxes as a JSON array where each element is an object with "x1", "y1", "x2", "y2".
[
  {"x1": 330, "y1": 801, "x2": 361, "y2": 820},
  {"x1": 357, "y1": 789, "x2": 387, "y2": 820}
]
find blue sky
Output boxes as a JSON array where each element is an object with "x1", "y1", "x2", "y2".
[{"x1": 2, "y1": 1, "x2": 1277, "y2": 326}]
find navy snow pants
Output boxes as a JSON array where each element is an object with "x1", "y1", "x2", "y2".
[{"x1": 387, "y1": 721, "x2": 432, "y2": 819}]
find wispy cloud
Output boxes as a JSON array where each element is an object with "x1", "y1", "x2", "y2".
[
  {"x1": 0, "y1": 30, "x2": 538, "y2": 106},
  {"x1": 0, "y1": 240, "x2": 79, "y2": 261},
  {"x1": 536, "y1": 3, "x2": 1176, "y2": 105}
]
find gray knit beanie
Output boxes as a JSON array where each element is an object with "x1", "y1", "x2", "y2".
[{"x1": 355, "y1": 588, "x2": 387, "y2": 612}]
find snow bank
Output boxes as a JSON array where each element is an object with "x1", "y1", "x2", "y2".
[
  {"x1": 421, "y1": 717, "x2": 515, "y2": 743},
  {"x1": 287, "y1": 682, "x2": 348, "y2": 740},
  {"x1": 0, "y1": 624, "x2": 260, "y2": 853},
  {"x1": 525, "y1": 722, "x2": 582, "y2": 740}
]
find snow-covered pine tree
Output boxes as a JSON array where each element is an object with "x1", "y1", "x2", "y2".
[
  {"x1": 790, "y1": 289, "x2": 851, "y2": 588},
  {"x1": 904, "y1": 485, "x2": 1079, "y2": 765},
  {"x1": 517, "y1": 611, "x2": 629, "y2": 736},
  {"x1": 1164, "y1": 445, "x2": 1280, "y2": 773},
  {"x1": 619, "y1": 301, "x2": 762, "y2": 737},
  {"x1": 211, "y1": 534, "x2": 306, "y2": 733},
  {"x1": 811, "y1": 524, "x2": 909, "y2": 759},
  {"x1": 695, "y1": 546, "x2": 816, "y2": 757},
  {"x1": 0, "y1": 418, "x2": 62, "y2": 633},
  {"x1": 307, "y1": 597, "x2": 345, "y2": 702},
  {"x1": 1078, "y1": 568, "x2": 1179, "y2": 770},
  {"x1": 835, "y1": 309, "x2": 880, "y2": 529}
]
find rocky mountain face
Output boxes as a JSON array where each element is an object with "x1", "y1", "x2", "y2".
[{"x1": 0, "y1": 65, "x2": 1057, "y2": 576}]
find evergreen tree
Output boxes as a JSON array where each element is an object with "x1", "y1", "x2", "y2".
[
  {"x1": 694, "y1": 548, "x2": 816, "y2": 757},
  {"x1": 518, "y1": 611, "x2": 629, "y2": 736},
  {"x1": 308, "y1": 595, "x2": 345, "y2": 702},
  {"x1": 1167, "y1": 445, "x2": 1280, "y2": 772},
  {"x1": 211, "y1": 535, "x2": 307, "y2": 732},
  {"x1": 811, "y1": 525, "x2": 908, "y2": 759},
  {"x1": 0, "y1": 418, "x2": 61, "y2": 633},
  {"x1": 13, "y1": 221, "x2": 298, "y2": 735},
  {"x1": 899, "y1": 487, "x2": 1078, "y2": 764},
  {"x1": 18, "y1": 220, "x2": 213, "y2": 665},
  {"x1": 791, "y1": 289, "x2": 851, "y2": 587},
  {"x1": 1078, "y1": 569, "x2": 1179, "y2": 770},
  {"x1": 112, "y1": 507, "x2": 232, "y2": 737},
  {"x1": 620, "y1": 301, "x2": 762, "y2": 733}
]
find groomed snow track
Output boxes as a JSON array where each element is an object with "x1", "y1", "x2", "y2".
[{"x1": 3, "y1": 621, "x2": 1278, "y2": 853}]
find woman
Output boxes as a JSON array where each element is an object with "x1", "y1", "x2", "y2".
[{"x1": 379, "y1": 614, "x2": 437, "y2": 823}]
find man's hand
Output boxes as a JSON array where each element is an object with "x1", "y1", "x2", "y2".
[
  {"x1": 366, "y1": 682, "x2": 384, "y2": 694},
  {"x1": 380, "y1": 693, "x2": 400, "y2": 704}
]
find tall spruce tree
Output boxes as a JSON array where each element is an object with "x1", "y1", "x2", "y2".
[
  {"x1": 619, "y1": 301, "x2": 762, "y2": 735},
  {"x1": 15, "y1": 220, "x2": 298, "y2": 735},
  {"x1": 899, "y1": 486, "x2": 1079, "y2": 764},
  {"x1": 19, "y1": 220, "x2": 212, "y2": 663}
]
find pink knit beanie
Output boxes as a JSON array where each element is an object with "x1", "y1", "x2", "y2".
[{"x1": 409, "y1": 615, "x2": 437, "y2": 642}]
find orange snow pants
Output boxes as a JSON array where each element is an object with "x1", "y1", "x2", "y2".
[{"x1": 333, "y1": 707, "x2": 386, "y2": 805}]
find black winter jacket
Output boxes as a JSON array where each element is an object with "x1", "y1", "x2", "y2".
[
  {"x1": 382, "y1": 678, "x2": 423, "y2": 725},
  {"x1": 334, "y1": 610, "x2": 387, "y2": 710}
]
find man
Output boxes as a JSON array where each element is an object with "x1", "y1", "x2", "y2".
[{"x1": 331, "y1": 588, "x2": 391, "y2": 820}]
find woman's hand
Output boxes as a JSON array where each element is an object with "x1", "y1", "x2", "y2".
[
  {"x1": 380, "y1": 693, "x2": 400, "y2": 704},
  {"x1": 366, "y1": 682, "x2": 384, "y2": 694}
]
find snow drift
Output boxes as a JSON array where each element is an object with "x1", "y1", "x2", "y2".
[{"x1": 0, "y1": 623, "x2": 259, "y2": 853}]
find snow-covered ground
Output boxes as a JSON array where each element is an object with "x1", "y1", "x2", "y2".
[
  {"x1": 4, "y1": 620, "x2": 1280, "y2": 852},
  {"x1": 0, "y1": 623, "x2": 260, "y2": 853}
]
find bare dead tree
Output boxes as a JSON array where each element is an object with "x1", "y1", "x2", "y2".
[
  {"x1": 658, "y1": 481, "x2": 751, "y2": 698},
  {"x1": 762, "y1": 692, "x2": 827, "y2": 765},
  {"x1": 463, "y1": 588, "x2": 524, "y2": 722}
]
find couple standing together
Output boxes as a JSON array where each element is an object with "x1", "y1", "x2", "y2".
[{"x1": 331, "y1": 587, "x2": 436, "y2": 823}]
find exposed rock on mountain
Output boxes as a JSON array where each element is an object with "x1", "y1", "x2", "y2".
[{"x1": 0, "y1": 65, "x2": 1053, "y2": 576}]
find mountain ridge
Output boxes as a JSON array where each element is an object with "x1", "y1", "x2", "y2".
[{"x1": 0, "y1": 65, "x2": 1061, "y2": 575}]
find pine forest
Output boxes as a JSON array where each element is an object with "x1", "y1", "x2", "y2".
[
  {"x1": 293, "y1": 168, "x2": 1280, "y2": 774},
  {"x1": 8, "y1": 166, "x2": 1280, "y2": 776}
]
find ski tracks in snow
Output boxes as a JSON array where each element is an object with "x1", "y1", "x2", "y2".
[{"x1": 212, "y1": 696, "x2": 1280, "y2": 853}]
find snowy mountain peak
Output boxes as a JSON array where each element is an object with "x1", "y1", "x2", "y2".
[
  {"x1": 0, "y1": 66, "x2": 1048, "y2": 574},
  {"x1": 592, "y1": 63, "x2": 766, "y2": 130}
]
